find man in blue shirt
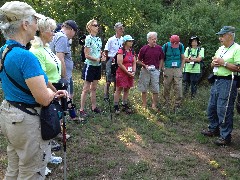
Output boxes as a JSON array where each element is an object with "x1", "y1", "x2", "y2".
[{"x1": 162, "y1": 35, "x2": 185, "y2": 111}]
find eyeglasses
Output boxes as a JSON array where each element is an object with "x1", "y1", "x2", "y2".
[
  {"x1": 126, "y1": 40, "x2": 134, "y2": 42},
  {"x1": 92, "y1": 24, "x2": 99, "y2": 27}
]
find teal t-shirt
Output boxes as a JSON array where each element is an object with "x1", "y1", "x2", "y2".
[
  {"x1": 84, "y1": 35, "x2": 102, "y2": 66},
  {"x1": 162, "y1": 42, "x2": 184, "y2": 68},
  {"x1": 183, "y1": 47, "x2": 205, "y2": 73},
  {"x1": 214, "y1": 43, "x2": 240, "y2": 76}
]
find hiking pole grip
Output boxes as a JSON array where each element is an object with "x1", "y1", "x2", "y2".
[{"x1": 61, "y1": 97, "x2": 68, "y2": 112}]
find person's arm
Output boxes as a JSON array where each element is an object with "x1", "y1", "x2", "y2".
[
  {"x1": 132, "y1": 56, "x2": 137, "y2": 76},
  {"x1": 180, "y1": 45, "x2": 185, "y2": 69},
  {"x1": 56, "y1": 52, "x2": 66, "y2": 79},
  {"x1": 181, "y1": 54, "x2": 185, "y2": 69},
  {"x1": 47, "y1": 82, "x2": 57, "y2": 92},
  {"x1": 25, "y1": 75, "x2": 66, "y2": 106},
  {"x1": 136, "y1": 48, "x2": 147, "y2": 69},
  {"x1": 84, "y1": 47, "x2": 101, "y2": 62},
  {"x1": 117, "y1": 54, "x2": 132, "y2": 76},
  {"x1": 212, "y1": 57, "x2": 240, "y2": 72}
]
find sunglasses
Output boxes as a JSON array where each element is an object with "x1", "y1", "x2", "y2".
[
  {"x1": 92, "y1": 24, "x2": 99, "y2": 27},
  {"x1": 126, "y1": 40, "x2": 134, "y2": 42}
]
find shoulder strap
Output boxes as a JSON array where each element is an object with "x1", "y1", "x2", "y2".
[
  {"x1": 196, "y1": 47, "x2": 201, "y2": 58},
  {"x1": 179, "y1": 43, "x2": 183, "y2": 52},
  {"x1": 1, "y1": 44, "x2": 32, "y2": 96},
  {"x1": 188, "y1": 47, "x2": 191, "y2": 57}
]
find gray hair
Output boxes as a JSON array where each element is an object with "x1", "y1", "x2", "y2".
[
  {"x1": 228, "y1": 32, "x2": 235, "y2": 39},
  {"x1": 147, "y1": 32, "x2": 157, "y2": 40},
  {"x1": 0, "y1": 15, "x2": 34, "y2": 39},
  {"x1": 31, "y1": 16, "x2": 56, "y2": 48}
]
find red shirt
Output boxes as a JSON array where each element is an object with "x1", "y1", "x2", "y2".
[
  {"x1": 116, "y1": 48, "x2": 134, "y2": 74},
  {"x1": 138, "y1": 45, "x2": 164, "y2": 69}
]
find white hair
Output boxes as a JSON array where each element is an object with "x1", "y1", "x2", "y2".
[
  {"x1": 31, "y1": 16, "x2": 56, "y2": 48},
  {"x1": 147, "y1": 32, "x2": 157, "y2": 40},
  {"x1": 0, "y1": 15, "x2": 34, "y2": 39}
]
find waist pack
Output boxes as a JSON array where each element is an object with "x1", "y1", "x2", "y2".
[{"x1": 40, "y1": 99, "x2": 63, "y2": 140}]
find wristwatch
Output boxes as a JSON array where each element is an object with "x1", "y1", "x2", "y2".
[{"x1": 224, "y1": 61, "x2": 228, "y2": 67}]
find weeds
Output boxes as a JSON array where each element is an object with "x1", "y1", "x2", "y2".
[{"x1": 1, "y1": 72, "x2": 240, "y2": 179}]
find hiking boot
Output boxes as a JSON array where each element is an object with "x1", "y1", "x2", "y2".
[
  {"x1": 92, "y1": 107, "x2": 101, "y2": 114},
  {"x1": 79, "y1": 110, "x2": 88, "y2": 118},
  {"x1": 114, "y1": 105, "x2": 120, "y2": 115},
  {"x1": 51, "y1": 140, "x2": 61, "y2": 151},
  {"x1": 122, "y1": 104, "x2": 132, "y2": 114},
  {"x1": 214, "y1": 137, "x2": 231, "y2": 146},
  {"x1": 201, "y1": 129, "x2": 220, "y2": 137}
]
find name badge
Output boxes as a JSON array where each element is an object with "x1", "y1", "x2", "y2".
[
  {"x1": 190, "y1": 62, "x2": 194, "y2": 65},
  {"x1": 172, "y1": 62, "x2": 177, "y2": 67},
  {"x1": 128, "y1": 67, "x2": 133, "y2": 72}
]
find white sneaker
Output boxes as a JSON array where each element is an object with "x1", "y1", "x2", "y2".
[
  {"x1": 49, "y1": 154, "x2": 62, "y2": 164},
  {"x1": 45, "y1": 166, "x2": 51, "y2": 176}
]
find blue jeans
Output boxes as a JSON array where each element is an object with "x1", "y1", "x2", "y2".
[
  {"x1": 207, "y1": 79, "x2": 237, "y2": 140},
  {"x1": 183, "y1": 72, "x2": 200, "y2": 97}
]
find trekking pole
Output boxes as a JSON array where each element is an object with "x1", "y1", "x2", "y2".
[
  {"x1": 61, "y1": 97, "x2": 68, "y2": 180},
  {"x1": 223, "y1": 72, "x2": 234, "y2": 124}
]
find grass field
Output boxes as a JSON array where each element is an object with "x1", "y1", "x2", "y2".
[{"x1": 1, "y1": 71, "x2": 240, "y2": 180}]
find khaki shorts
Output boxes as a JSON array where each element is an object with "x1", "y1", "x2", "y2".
[
  {"x1": 0, "y1": 100, "x2": 50, "y2": 180},
  {"x1": 138, "y1": 68, "x2": 160, "y2": 93}
]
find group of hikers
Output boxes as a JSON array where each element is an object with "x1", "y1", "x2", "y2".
[{"x1": 0, "y1": 1, "x2": 240, "y2": 179}]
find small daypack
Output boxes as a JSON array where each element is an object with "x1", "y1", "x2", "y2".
[{"x1": 111, "y1": 48, "x2": 134, "y2": 76}]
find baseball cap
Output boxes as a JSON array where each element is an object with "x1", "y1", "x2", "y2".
[
  {"x1": 170, "y1": 35, "x2": 180, "y2": 48},
  {"x1": 64, "y1": 20, "x2": 78, "y2": 32},
  {"x1": 114, "y1": 22, "x2": 123, "y2": 29},
  {"x1": 0, "y1": 1, "x2": 42, "y2": 22},
  {"x1": 216, "y1": 26, "x2": 235, "y2": 35},
  {"x1": 123, "y1": 35, "x2": 134, "y2": 42}
]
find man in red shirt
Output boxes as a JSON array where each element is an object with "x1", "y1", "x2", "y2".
[{"x1": 137, "y1": 32, "x2": 164, "y2": 110}]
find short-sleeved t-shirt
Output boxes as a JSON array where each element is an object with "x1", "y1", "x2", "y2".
[
  {"x1": 162, "y1": 42, "x2": 184, "y2": 68},
  {"x1": 30, "y1": 46, "x2": 61, "y2": 83},
  {"x1": 50, "y1": 31, "x2": 73, "y2": 82},
  {"x1": 184, "y1": 47, "x2": 205, "y2": 73},
  {"x1": 0, "y1": 40, "x2": 48, "y2": 104},
  {"x1": 214, "y1": 43, "x2": 240, "y2": 76},
  {"x1": 104, "y1": 35, "x2": 123, "y2": 58},
  {"x1": 138, "y1": 44, "x2": 164, "y2": 69},
  {"x1": 84, "y1": 35, "x2": 102, "y2": 66}
]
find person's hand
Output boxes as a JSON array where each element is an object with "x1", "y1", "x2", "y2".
[
  {"x1": 128, "y1": 71, "x2": 135, "y2": 77},
  {"x1": 212, "y1": 56, "x2": 223, "y2": 67},
  {"x1": 54, "y1": 90, "x2": 68, "y2": 99}
]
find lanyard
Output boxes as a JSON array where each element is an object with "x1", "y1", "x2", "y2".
[
  {"x1": 44, "y1": 47, "x2": 60, "y2": 74},
  {"x1": 219, "y1": 43, "x2": 234, "y2": 58}
]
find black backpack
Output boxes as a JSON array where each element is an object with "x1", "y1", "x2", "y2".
[{"x1": 111, "y1": 48, "x2": 134, "y2": 76}]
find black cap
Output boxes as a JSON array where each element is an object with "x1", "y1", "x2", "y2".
[{"x1": 64, "y1": 20, "x2": 78, "y2": 32}]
